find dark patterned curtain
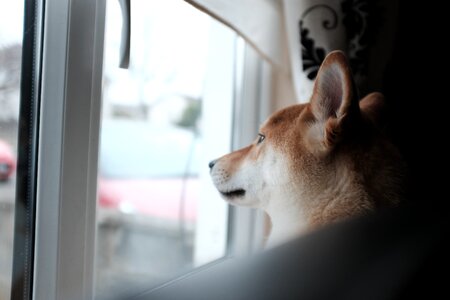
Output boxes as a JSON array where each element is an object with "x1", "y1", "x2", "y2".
[{"x1": 284, "y1": 0, "x2": 399, "y2": 100}]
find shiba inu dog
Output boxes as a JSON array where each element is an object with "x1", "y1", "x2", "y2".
[{"x1": 209, "y1": 51, "x2": 404, "y2": 245}]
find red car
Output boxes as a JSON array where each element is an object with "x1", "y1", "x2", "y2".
[
  {"x1": 0, "y1": 139, "x2": 16, "y2": 181},
  {"x1": 97, "y1": 121, "x2": 200, "y2": 223}
]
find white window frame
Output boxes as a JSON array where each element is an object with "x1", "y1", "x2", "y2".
[
  {"x1": 32, "y1": 1, "x2": 272, "y2": 299},
  {"x1": 34, "y1": 0, "x2": 106, "y2": 299}
]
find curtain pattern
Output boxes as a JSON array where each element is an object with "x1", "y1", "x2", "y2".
[{"x1": 285, "y1": 0, "x2": 397, "y2": 100}]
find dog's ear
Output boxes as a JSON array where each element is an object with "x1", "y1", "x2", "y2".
[
  {"x1": 309, "y1": 51, "x2": 359, "y2": 149},
  {"x1": 359, "y1": 92, "x2": 386, "y2": 129}
]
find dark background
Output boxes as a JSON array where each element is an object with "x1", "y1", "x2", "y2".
[{"x1": 383, "y1": 0, "x2": 447, "y2": 207}]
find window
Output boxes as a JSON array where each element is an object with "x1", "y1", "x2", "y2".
[
  {"x1": 95, "y1": 1, "x2": 232, "y2": 297},
  {"x1": 19, "y1": 0, "x2": 270, "y2": 299},
  {"x1": 0, "y1": 1, "x2": 23, "y2": 300}
]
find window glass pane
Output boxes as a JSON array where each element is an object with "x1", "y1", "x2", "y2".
[
  {"x1": 0, "y1": 1, "x2": 23, "y2": 299},
  {"x1": 95, "y1": 0, "x2": 233, "y2": 297}
]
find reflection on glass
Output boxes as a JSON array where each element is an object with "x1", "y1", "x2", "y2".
[
  {"x1": 0, "y1": 1, "x2": 23, "y2": 299},
  {"x1": 95, "y1": 0, "x2": 231, "y2": 298}
]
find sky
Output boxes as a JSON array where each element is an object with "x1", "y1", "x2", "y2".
[
  {"x1": 0, "y1": 0, "x2": 213, "y2": 101},
  {"x1": 103, "y1": 0, "x2": 212, "y2": 106},
  {"x1": 0, "y1": 0, "x2": 221, "y2": 124},
  {"x1": 0, "y1": 0, "x2": 24, "y2": 46}
]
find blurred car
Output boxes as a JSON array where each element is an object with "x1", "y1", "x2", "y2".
[
  {"x1": 97, "y1": 120, "x2": 201, "y2": 224},
  {"x1": 0, "y1": 139, "x2": 16, "y2": 181}
]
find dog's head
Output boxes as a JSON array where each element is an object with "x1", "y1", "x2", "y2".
[{"x1": 209, "y1": 51, "x2": 402, "y2": 226}]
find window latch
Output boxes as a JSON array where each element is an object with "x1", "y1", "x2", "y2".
[{"x1": 118, "y1": 0, "x2": 130, "y2": 69}]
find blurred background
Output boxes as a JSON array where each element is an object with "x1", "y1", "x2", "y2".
[
  {"x1": 95, "y1": 0, "x2": 233, "y2": 298},
  {"x1": 0, "y1": 1, "x2": 23, "y2": 299},
  {"x1": 0, "y1": 1, "x2": 238, "y2": 299}
]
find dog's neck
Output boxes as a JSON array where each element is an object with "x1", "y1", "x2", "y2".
[
  {"x1": 265, "y1": 199, "x2": 308, "y2": 247},
  {"x1": 264, "y1": 165, "x2": 372, "y2": 247}
]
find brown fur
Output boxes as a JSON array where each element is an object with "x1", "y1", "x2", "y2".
[{"x1": 259, "y1": 96, "x2": 403, "y2": 227}]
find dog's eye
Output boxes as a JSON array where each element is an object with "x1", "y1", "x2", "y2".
[{"x1": 257, "y1": 133, "x2": 265, "y2": 144}]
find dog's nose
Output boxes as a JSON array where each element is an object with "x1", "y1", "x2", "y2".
[{"x1": 209, "y1": 159, "x2": 217, "y2": 170}]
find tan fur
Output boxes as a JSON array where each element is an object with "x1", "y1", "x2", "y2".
[{"x1": 209, "y1": 51, "x2": 404, "y2": 245}]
